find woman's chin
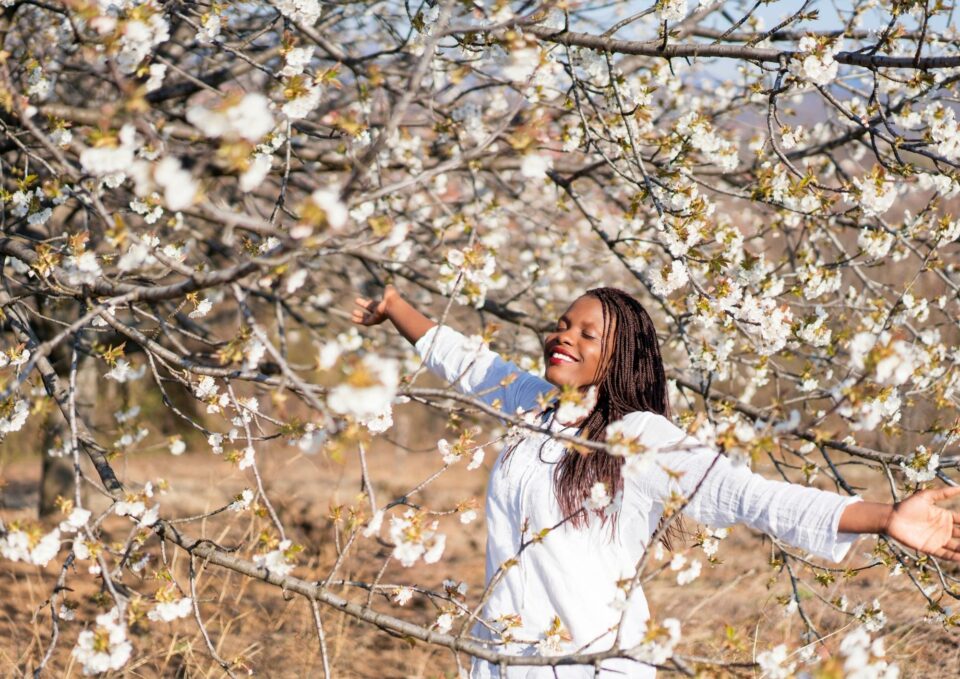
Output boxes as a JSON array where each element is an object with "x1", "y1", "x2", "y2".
[{"x1": 544, "y1": 366, "x2": 578, "y2": 388}]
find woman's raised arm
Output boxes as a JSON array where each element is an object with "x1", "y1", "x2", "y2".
[
  {"x1": 351, "y1": 285, "x2": 554, "y2": 415},
  {"x1": 352, "y1": 284, "x2": 436, "y2": 345}
]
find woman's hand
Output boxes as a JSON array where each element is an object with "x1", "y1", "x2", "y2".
[
  {"x1": 352, "y1": 284, "x2": 399, "y2": 326},
  {"x1": 350, "y1": 285, "x2": 436, "y2": 345},
  {"x1": 885, "y1": 486, "x2": 960, "y2": 562}
]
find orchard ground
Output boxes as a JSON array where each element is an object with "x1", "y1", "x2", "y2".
[{"x1": 1, "y1": 435, "x2": 958, "y2": 678}]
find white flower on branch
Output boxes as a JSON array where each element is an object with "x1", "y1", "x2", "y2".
[
  {"x1": 189, "y1": 298, "x2": 213, "y2": 319},
  {"x1": 657, "y1": 0, "x2": 687, "y2": 22},
  {"x1": 229, "y1": 488, "x2": 255, "y2": 512},
  {"x1": 130, "y1": 196, "x2": 163, "y2": 224},
  {"x1": 520, "y1": 153, "x2": 551, "y2": 180},
  {"x1": 900, "y1": 445, "x2": 939, "y2": 484},
  {"x1": 630, "y1": 617, "x2": 681, "y2": 666},
  {"x1": 649, "y1": 259, "x2": 689, "y2": 297},
  {"x1": 253, "y1": 539, "x2": 298, "y2": 577},
  {"x1": 438, "y1": 244, "x2": 504, "y2": 308},
  {"x1": 238, "y1": 446, "x2": 256, "y2": 470},
  {"x1": 582, "y1": 481, "x2": 611, "y2": 511},
  {"x1": 145, "y1": 63, "x2": 166, "y2": 92},
  {"x1": 117, "y1": 13, "x2": 170, "y2": 74},
  {"x1": 114, "y1": 497, "x2": 146, "y2": 518},
  {"x1": 105, "y1": 358, "x2": 145, "y2": 383},
  {"x1": 362, "y1": 509, "x2": 385, "y2": 538},
  {"x1": 0, "y1": 524, "x2": 60, "y2": 566},
  {"x1": 858, "y1": 227, "x2": 895, "y2": 260},
  {"x1": 147, "y1": 595, "x2": 192, "y2": 622},
  {"x1": 281, "y1": 78, "x2": 322, "y2": 120},
  {"x1": 117, "y1": 238, "x2": 158, "y2": 272},
  {"x1": 434, "y1": 612, "x2": 454, "y2": 634},
  {"x1": 391, "y1": 586, "x2": 413, "y2": 606},
  {"x1": 296, "y1": 188, "x2": 348, "y2": 236},
  {"x1": 536, "y1": 616, "x2": 572, "y2": 656},
  {"x1": 240, "y1": 152, "x2": 274, "y2": 192},
  {"x1": 849, "y1": 331, "x2": 917, "y2": 387},
  {"x1": 274, "y1": 0, "x2": 321, "y2": 25},
  {"x1": 756, "y1": 644, "x2": 795, "y2": 679},
  {"x1": 280, "y1": 46, "x2": 315, "y2": 77},
  {"x1": 59, "y1": 507, "x2": 91, "y2": 533},
  {"x1": 196, "y1": 12, "x2": 221, "y2": 44},
  {"x1": 59, "y1": 250, "x2": 102, "y2": 286},
  {"x1": 853, "y1": 599, "x2": 888, "y2": 632},
  {"x1": 796, "y1": 306, "x2": 832, "y2": 348},
  {"x1": 389, "y1": 509, "x2": 446, "y2": 567},
  {"x1": 328, "y1": 354, "x2": 399, "y2": 422},
  {"x1": 71, "y1": 607, "x2": 132, "y2": 675},
  {"x1": 207, "y1": 433, "x2": 224, "y2": 454},
  {"x1": 152, "y1": 157, "x2": 198, "y2": 211},
  {"x1": 852, "y1": 168, "x2": 897, "y2": 217},
  {"x1": 922, "y1": 103, "x2": 960, "y2": 161},
  {"x1": 789, "y1": 36, "x2": 840, "y2": 86},
  {"x1": 839, "y1": 627, "x2": 899, "y2": 679},
  {"x1": 555, "y1": 385, "x2": 597, "y2": 425},
  {"x1": 186, "y1": 93, "x2": 275, "y2": 142},
  {"x1": 79, "y1": 124, "x2": 136, "y2": 176},
  {"x1": 675, "y1": 558, "x2": 701, "y2": 585},
  {"x1": 0, "y1": 399, "x2": 30, "y2": 436}
]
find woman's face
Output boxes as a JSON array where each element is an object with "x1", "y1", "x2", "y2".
[{"x1": 543, "y1": 296, "x2": 614, "y2": 389}]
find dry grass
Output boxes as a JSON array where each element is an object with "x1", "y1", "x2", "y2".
[{"x1": 2, "y1": 436, "x2": 960, "y2": 678}]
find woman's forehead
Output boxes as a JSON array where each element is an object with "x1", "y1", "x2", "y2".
[{"x1": 561, "y1": 296, "x2": 605, "y2": 325}]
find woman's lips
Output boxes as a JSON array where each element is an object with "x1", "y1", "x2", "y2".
[{"x1": 547, "y1": 350, "x2": 578, "y2": 366}]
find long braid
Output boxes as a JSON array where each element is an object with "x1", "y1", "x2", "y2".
[{"x1": 553, "y1": 288, "x2": 672, "y2": 533}]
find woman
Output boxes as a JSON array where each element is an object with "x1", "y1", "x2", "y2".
[{"x1": 352, "y1": 284, "x2": 960, "y2": 678}]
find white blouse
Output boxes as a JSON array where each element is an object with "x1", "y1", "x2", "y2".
[{"x1": 415, "y1": 325, "x2": 861, "y2": 678}]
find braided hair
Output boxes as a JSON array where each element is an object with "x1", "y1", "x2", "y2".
[{"x1": 553, "y1": 287, "x2": 671, "y2": 529}]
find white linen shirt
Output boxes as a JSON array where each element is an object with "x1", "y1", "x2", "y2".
[{"x1": 415, "y1": 325, "x2": 861, "y2": 678}]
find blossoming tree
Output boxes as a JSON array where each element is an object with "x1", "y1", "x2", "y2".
[{"x1": 0, "y1": 0, "x2": 958, "y2": 674}]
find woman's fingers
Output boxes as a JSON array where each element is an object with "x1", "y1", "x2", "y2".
[
  {"x1": 926, "y1": 486, "x2": 960, "y2": 503},
  {"x1": 351, "y1": 295, "x2": 386, "y2": 325}
]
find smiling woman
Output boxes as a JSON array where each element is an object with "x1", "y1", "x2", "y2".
[
  {"x1": 544, "y1": 296, "x2": 609, "y2": 386},
  {"x1": 352, "y1": 284, "x2": 960, "y2": 678}
]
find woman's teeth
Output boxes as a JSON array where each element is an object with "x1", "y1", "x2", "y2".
[{"x1": 551, "y1": 352, "x2": 575, "y2": 363}]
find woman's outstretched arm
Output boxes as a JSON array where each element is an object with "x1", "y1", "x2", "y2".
[
  {"x1": 352, "y1": 284, "x2": 436, "y2": 344},
  {"x1": 839, "y1": 488, "x2": 960, "y2": 562},
  {"x1": 351, "y1": 285, "x2": 554, "y2": 415}
]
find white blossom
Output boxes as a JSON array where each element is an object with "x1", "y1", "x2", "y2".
[
  {"x1": 71, "y1": 607, "x2": 132, "y2": 675},
  {"x1": 253, "y1": 539, "x2": 297, "y2": 577},
  {"x1": 186, "y1": 93, "x2": 275, "y2": 142},
  {"x1": 148, "y1": 596, "x2": 193, "y2": 622},
  {"x1": 59, "y1": 507, "x2": 91, "y2": 533},
  {"x1": 658, "y1": 0, "x2": 687, "y2": 23},
  {"x1": 105, "y1": 359, "x2": 146, "y2": 383},
  {"x1": 328, "y1": 354, "x2": 399, "y2": 421},
  {"x1": 789, "y1": 36, "x2": 839, "y2": 85},
  {"x1": 0, "y1": 396, "x2": 29, "y2": 437},
  {"x1": 756, "y1": 644, "x2": 795, "y2": 679},
  {"x1": 0, "y1": 526, "x2": 61, "y2": 566},
  {"x1": 582, "y1": 481, "x2": 611, "y2": 511},
  {"x1": 274, "y1": 0, "x2": 320, "y2": 25}
]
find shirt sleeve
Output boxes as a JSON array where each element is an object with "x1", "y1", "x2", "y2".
[
  {"x1": 414, "y1": 324, "x2": 555, "y2": 416},
  {"x1": 622, "y1": 411, "x2": 861, "y2": 563}
]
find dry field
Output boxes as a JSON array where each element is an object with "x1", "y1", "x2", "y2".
[{"x1": 2, "y1": 434, "x2": 959, "y2": 678}]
